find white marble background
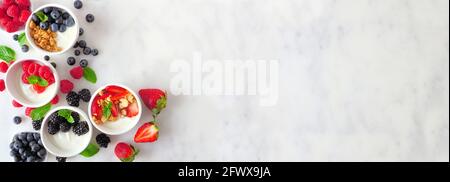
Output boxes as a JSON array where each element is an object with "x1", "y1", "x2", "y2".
[{"x1": 0, "y1": 0, "x2": 448, "y2": 162}]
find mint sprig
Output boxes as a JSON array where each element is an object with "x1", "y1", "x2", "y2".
[
  {"x1": 58, "y1": 109, "x2": 75, "y2": 124},
  {"x1": 80, "y1": 143, "x2": 99, "y2": 158},
  {"x1": 31, "y1": 104, "x2": 52, "y2": 121},
  {"x1": 83, "y1": 67, "x2": 97, "y2": 84},
  {"x1": 27, "y1": 75, "x2": 48, "y2": 87},
  {"x1": 103, "y1": 101, "x2": 112, "y2": 119},
  {"x1": 35, "y1": 11, "x2": 48, "y2": 22},
  {"x1": 18, "y1": 33, "x2": 28, "y2": 46},
  {"x1": 0, "y1": 45, "x2": 16, "y2": 63}
]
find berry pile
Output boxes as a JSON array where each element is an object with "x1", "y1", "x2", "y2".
[
  {"x1": 65, "y1": 88, "x2": 91, "y2": 107},
  {"x1": 31, "y1": 6, "x2": 75, "y2": 33},
  {"x1": 10, "y1": 132, "x2": 46, "y2": 162},
  {"x1": 21, "y1": 61, "x2": 55, "y2": 94},
  {"x1": 46, "y1": 110, "x2": 89, "y2": 136},
  {"x1": 0, "y1": 0, "x2": 31, "y2": 33},
  {"x1": 96, "y1": 133, "x2": 111, "y2": 148}
]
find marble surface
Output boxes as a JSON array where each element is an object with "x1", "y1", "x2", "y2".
[{"x1": 0, "y1": 0, "x2": 448, "y2": 162}]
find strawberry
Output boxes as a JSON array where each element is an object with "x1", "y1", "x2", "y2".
[
  {"x1": 12, "y1": 100, "x2": 23, "y2": 108},
  {"x1": 138, "y1": 89, "x2": 167, "y2": 118},
  {"x1": 25, "y1": 107, "x2": 34, "y2": 117},
  {"x1": 91, "y1": 96, "x2": 103, "y2": 120},
  {"x1": 105, "y1": 85, "x2": 127, "y2": 94},
  {"x1": 18, "y1": 9, "x2": 30, "y2": 23},
  {"x1": 126, "y1": 102, "x2": 139, "y2": 117},
  {"x1": 0, "y1": 79, "x2": 5, "y2": 92},
  {"x1": 60, "y1": 80, "x2": 74, "y2": 94},
  {"x1": 33, "y1": 84, "x2": 46, "y2": 94},
  {"x1": 134, "y1": 122, "x2": 159, "y2": 143},
  {"x1": 0, "y1": 61, "x2": 9, "y2": 73},
  {"x1": 70, "y1": 66, "x2": 83, "y2": 79},
  {"x1": 114, "y1": 142, "x2": 139, "y2": 162},
  {"x1": 111, "y1": 103, "x2": 119, "y2": 117},
  {"x1": 6, "y1": 5, "x2": 19, "y2": 18},
  {"x1": 27, "y1": 63, "x2": 40, "y2": 76},
  {"x1": 50, "y1": 95, "x2": 59, "y2": 105}
]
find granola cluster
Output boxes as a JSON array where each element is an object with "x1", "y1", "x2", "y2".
[{"x1": 29, "y1": 21, "x2": 62, "y2": 52}]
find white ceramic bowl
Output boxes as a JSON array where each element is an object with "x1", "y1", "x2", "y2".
[
  {"x1": 88, "y1": 84, "x2": 142, "y2": 135},
  {"x1": 25, "y1": 4, "x2": 79, "y2": 55},
  {"x1": 40, "y1": 106, "x2": 93, "y2": 158},
  {"x1": 5, "y1": 59, "x2": 59, "y2": 108}
]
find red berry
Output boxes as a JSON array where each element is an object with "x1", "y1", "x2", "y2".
[
  {"x1": 27, "y1": 63, "x2": 40, "y2": 75},
  {"x1": 115, "y1": 142, "x2": 139, "y2": 162},
  {"x1": 6, "y1": 5, "x2": 19, "y2": 18},
  {"x1": 38, "y1": 66, "x2": 52, "y2": 80},
  {"x1": 70, "y1": 66, "x2": 84, "y2": 79},
  {"x1": 5, "y1": 21, "x2": 19, "y2": 33},
  {"x1": 0, "y1": 17, "x2": 11, "y2": 27},
  {"x1": 60, "y1": 80, "x2": 74, "y2": 94},
  {"x1": 50, "y1": 95, "x2": 59, "y2": 105},
  {"x1": 32, "y1": 84, "x2": 46, "y2": 94},
  {"x1": 25, "y1": 107, "x2": 34, "y2": 117},
  {"x1": 3, "y1": 0, "x2": 15, "y2": 6},
  {"x1": 21, "y1": 72, "x2": 30, "y2": 84},
  {"x1": 15, "y1": 0, "x2": 31, "y2": 7},
  {"x1": 0, "y1": 7, "x2": 6, "y2": 19},
  {"x1": 47, "y1": 74, "x2": 55, "y2": 85},
  {"x1": 0, "y1": 79, "x2": 5, "y2": 92},
  {"x1": 0, "y1": 61, "x2": 9, "y2": 73},
  {"x1": 18, "y1": 9, "x2": 30, "y2": 23},
  {"x1": 12, "y1": 100, "x2": 23, "y2": 108}
]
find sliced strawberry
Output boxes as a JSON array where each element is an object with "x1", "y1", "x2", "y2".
[
  {"x1": 134, "y1": 122, "x2": 159, "y2": 143},
  {"x1": 25, "y1": 107, "x2": 34, "y2": 117},
  {"x1": 50, "y1": 95, "x2": 59, "y2": 105},
  {"x1": 105, "y1": 85, "x2": 127, "y2": 94},
  {"x1": 110, "y1": 92, "x2": 129, "y2": 101},
  {"x1": 32, "y1": 84, "x2": 46, "y2": 94},
  {"x1": 126, "y1": 102, "x2": 139, "y2": 117},
  {"x1": 91, "y1": 96, "x2": 103, "y2": 120},
  {"x1": 111, "y1": 103, "x2": 119, "y2": 117}
]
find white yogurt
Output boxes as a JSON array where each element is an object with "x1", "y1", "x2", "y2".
[
  {"x1": 56, "y1": 25, "x2": 78, "y2": 51},
  {"x1": 46, "y1": 127, "x2": 90, "y2": 154},
  {"x1": 20, "y1": 81, "x2": 57, "y2": 104}
]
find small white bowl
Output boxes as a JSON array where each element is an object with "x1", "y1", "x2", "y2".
[
  {"x1": 40, "y1": 106, "x2": 93, "y2": 158},
  {"x1": 88, "y1": 84, "x2": 142, "y2": 135},
  {"x1": 25, "y1": 4, "x2": 79, "y2": 55},
  {"x1": 5, "y1": 59, "x2": 59, "y2": 108}
]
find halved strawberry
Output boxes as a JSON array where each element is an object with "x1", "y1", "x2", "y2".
[
  {"x1": 32, "y1": 84, "x2": 46, "y2": 94},
  {"x1": 105, "y1": 85, "x2": 127, "y2": 94},
  {"x1": 134, "y1": 122, "x2": 159, "y2": 143},
  {"x1": 91, "y1": 96, "x2": 103, "y2": 120},
  {"x1": 111, "y1": 102, "x2": 119, "y2": 117},
  {"x1": 126, "y1": 102, "x2": 139, "y2": 117},
  {"x1": 110, "y1": 92, "x2": 129, "y2": 101}
]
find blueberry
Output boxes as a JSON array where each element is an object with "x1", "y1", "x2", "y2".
[
  {"x1": 13, "y1": 116, "x2": 22, "y2": 125},
  {"x1": 43, "y1": 7, "x2": 53, "y2": 14},
  {"x1": 13, "y1": 34, "x2": 19, "y2": 41},
  {"x1": 73, "y1": 42, "x2": 79, "y2": 48},
  {"x1": 13, "y1": 156, "x2": 21, "y2": 162},
  {"x1": 74, "y1": 0, "x2": 83, "y2": 9},
  {"x1": 13, "y1": 142, "x2": 22, "y2": 150},
  {"x1": 78, "y1": 40, "x2": 86, "y2": 48},
  {"x1": 86, "y1": 14, "x2": 95, "y2": 23},
  {"x1": 9, "y1": 142, "x2": 14, "y2": 149},
  {"x1": 44, "y1": 55, "x2": 50, "y2": 61},
  {"x1": 67, "y1": 57, "x2": 76, "y2": 66},
  {"x1": 28, "y1": 141, "x2": 37, "y2": 147},
  {"x1": 64, "y1": 18, "x2": 75, "y2": 27},
  {"x1": 62, "y1": 12, "x2": 70, "y2": 19},
  {"x1": 33, "y1": 133, "x2": 40, "y2": 141},
  {"x1": 74, "y1": 49, "x2": 81, "y2": 56},
  {"x1": 18, "y1": 148, "x2": 24, "y2": 155},
  {"x1": 50, "y1": 23, "x2": 59, "y2": 32},
  {"x1": 31, "y1": 145, "x2": 41, "y2": 152},
  {"x1": 80, "y1": 59, "x2": 88, "y2": 68},
  {"x1": 26, "y1": 133, "x2": 34, "y2": 142},
  {"x1": 91, "y1": 49, "x2": 99, "y2": 56},
  {"x1": 21, "y1": 45, "x2": 29, "y2": 53},
  {"x1": 37, "y1": 149, "x2": 46, "y2": 158},
  {"x1": 50, "y1": 10, "x2": 61, "y2": 19},
  {"x1": 59, "y1": 24, "x2": 67, "y2": 32},
  {"x1": 18, "y1": 133, "x2": 26, "y2": 141},
  {"x1": 26, "y1": 156, "x2": 36, "y2": 162},
  {"x1": 55, "y1": 17, "x2": 63, "y2": 24},
  {"x1": 38, "y1": 139, "x2": 43, "y2": 146},
  {"x1": 79, "y1": 28, "x2": 84, "y2": 36},
  {"x1": 32, "y1": 14, "x2": 40, "y2": 24},
  {"x1": 51, "y1": 62, "x2": 57, "y2": 68},
  {"x1": 39, "y1": 22, "x2": 49, "y2": 30},
  {"x1": 83, "y1": 47, "x2": 91, "y2": 55},
  {"x1": 10, "y1": 150, "x2": 18, "y2": 157}
]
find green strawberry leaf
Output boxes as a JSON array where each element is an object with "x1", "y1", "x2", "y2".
[
  {"x1": 80, "y1": 143, "x2": 99, "y2": 158},
  {"x1": 58, "y1": 109, "x2": 75, "y2": 124},
  {"x1": 27, "y1": 75, "x2": 49, "y2": 87},
  {"x1": 0, "y1": 45, "x2": 16, "y2": 63},
  {"x1": 35, "y1": 11, "x2": 48, "y2": 22},
  {"x1": 83, "y1": 67, "x2": 97, "y2": 84},
  {"x1": 31, "y1": 104, "x2": 52, "y2": 121},
  {"x1": 18, "y1": 33, "x2": 28, "y2": 46},
  {"x1": 103, "y1": 101, "x2": 112, "y2": 119}
]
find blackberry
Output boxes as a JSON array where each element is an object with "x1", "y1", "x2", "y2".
[
  {"x1": 48, "y1": 112, "x2": 59, "y2": 122},
  {"x1": 78, "y1": 89, "x2": 91, "y2": 102},
  {"x1": 13, "y1": 116, "x2": 22, "y2": 125},
  {"x1": 60, "y1": 122, "x2": 71, "y2": 132},
  {"x1": 96, "y1": 133, "x2": 111, "y2": 148},
  {"x1": 66, "y1": 91, "x2": 80, "y2": 107},
  {"x1": 47, "y1": 120, "x2": 60, "y2": 135},
  {"x1": 32, "y1": 120, "x2": 43, "y2": 131},
  {"x1": 56, "y1": 157, "x2": 66, "y2": 162},
  {"x1": 73, "y1": 121, "x2": 89, "y2": 136},
  {"x1": 72, "y1": 112, "x2": 80, "y2": 123}
]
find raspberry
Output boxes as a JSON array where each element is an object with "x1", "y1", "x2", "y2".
[
  {"x1": 6, "y1": 5, "x2": 19, "y2": 18},
  {"x1": 0, "y1": 79, "x2": 5, "y2": 92},
  {"x1": 15, "y1": 0, "x2": 31, "y2": 7},
  {"x1": 0, "y1": 8, "x2": 6, "y2": 19},
  {"x1": 46, "y1": 74, "x2": 55, "y2": 85},
  {"x1": 0, "y1": 17, "x2": 11, "y2": 27},
  {"x1": 38, "y1": 66, "x2": 52, "y2": 80},
  {"x1": 22, "y1": 61, "x2": 32, "y2": 72},
  {"x1": 12, "y1": 100, "x2": 23, "y2": 108},
  {"x1": 27, "y1": 63, "x2": 40, "y2": 75},
  {"x1": 0, "y1": 61, "x2": 9, "y2": 73},
  {"x1": 50, "y1": 95, "x2": 59, "y2": 105},
  {"x1": 18, "y1": 9, "x2": 30, "y2": 23},
  {"x1": 25, "y1": 107, "x2": 34, "y2": 117},
  {"x1": 60, "y1": 80, "x2": 74, "y2": 94},
  {"x1": 70, "y1": 66, "x2": 84, "y2": 79},
  {"x1": 5, "y1": 21, "x2": 19, "y2": 33},
  {"x1": 3, "y1": 0, "x2": 15, "y2": 5},
  {"x1": 21, "y1": 72, "x2": 30, "y2": 84}
]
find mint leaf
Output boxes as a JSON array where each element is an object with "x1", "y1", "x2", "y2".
[
  {"x1": 31, "y1": 104, "x2": 52, "y2": 121},
  {"x1": 80, "y1": 143, "x2": 99, "y2": 158},
  {"x1": 83, "y1": 67, "x2": 97, "y2": 84},
  {"x1": 0, "y1": 45, "x2": 16, "y2": 63},
  {"x1": 18, "y1": 33, "x2": 27, "y2": 46},
  {"x1": 27, "y1": 75, "x2": 48, "y2": 87},
  {"x1": 35, "y1": 11, "x2": 48, "y2": 22},
  {"x1": 103, "y1": 101, "x2": 112, "y2": 119},
  {"x1": 58, "y1": 109, "x2": 75, "y2": 124}
]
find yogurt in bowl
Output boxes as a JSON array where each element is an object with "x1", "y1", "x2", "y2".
[
  {"x1": 5, "y1": 59, "x2": 59, "y2": 108},
  {"x1": 25, "y1": 4, "x2": 79, "y2": 55},
  {"x1": 40, "y1": 106, "x2": 93, "y2": 158},
  {"x1": 88, "y1": 84, "x2": 142, "y2": 135}
]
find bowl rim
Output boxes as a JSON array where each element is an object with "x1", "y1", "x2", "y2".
[
  {"x1": 88, "y1": 84, "x2": 143, "y2": 135},
  {"x1": 25, "y1": 3, "x2": 80, "y2": 56},
  {"x1": 5, "y1": 59, "x2": 60, "y2": 108},
  {"x1": 40, "y1": 106, "x2": 93, "y2": 158}
]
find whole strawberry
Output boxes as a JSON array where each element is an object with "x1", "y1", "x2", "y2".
[
  {"x1": 138, "y1": 89, "x2": 167, "y2": 118},
  {"x1": 114, "y1": 142, "x2": 139, "y2": 162},
  {"x1": 134, "y1": 122, "x2": 159, "y2": 143}
]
